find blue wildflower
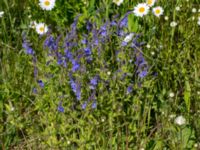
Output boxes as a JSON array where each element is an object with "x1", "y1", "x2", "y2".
[
  {"x1": 91, "y1": 101, "x2": 97, "y2": 109},
  {"x1": 81, "y1": 38, "x2": 88, "y2": 45},
  {"x1": 110, "y1": 21, "x2": 117, "y2": 26},
  {"x1": 89, "y1": 76, "x2": 99, "y2": 90},
  {"x1": 121, "y1": 41, "x2": 127, "y2": 47},
  {"x1": 127, "y1": 85, "x2": 133, "y2": 94},
  {"x1": 117, "y1": 30, "x2": 125, "y2": 37},
  {"x1": 64, "y1": 49, "x2": 73, "y2": 61},
  {"x1": 44, "y1": 35, "x2": 57, "y2": 51},
  {"x1": 138, "y1": 70, "x2": 148, "y2": 78},
  {"x1": 22, "y1": 42, "x2": 35, "y2": 55},
  {"x1": 32, "y1": 88, "x2": 37, "y2": 94},
  {"x1": 37, "y1": 80, "x2": 44, "y2": 88},
  {"x1": 99, "y1": 22, "x2": 108, "y2": 37},
  {"x1": 57, "y1": 102, "x2": 64, "y2": 113},
  {"x1": 81, "y1": 101, "x2": 87, "y2": 110},
  {"x1": 84, "y1": 47, "x2": 92, "y2": 56},
  {"x1": 69, "y1": 77, "x2": 81, "y2": 100},
  {"x1": 92, "y1": 28, "x2": 99, "y2": 46},
  {"x1": 119, "y1": 16, "x2": 128, "y2": 28},
  {"x1": 86, "y1": 20, "x2": 93, "y2": 32},
  {"x1": 71, "y1": 60, "x2": 80, "y2": 72}
]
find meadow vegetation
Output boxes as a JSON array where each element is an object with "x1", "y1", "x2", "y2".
[{"x1": 0, "y1": 0, "x2": 200, "y2": 149}]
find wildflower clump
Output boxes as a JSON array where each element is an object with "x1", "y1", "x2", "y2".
[{"x1": 24, "y1": 12, "x2": 150, "y2": 113}]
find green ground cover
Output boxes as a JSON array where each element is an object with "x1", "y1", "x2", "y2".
[{"x1": 0, "y1": 0, "x2": 200, "y2": 149}]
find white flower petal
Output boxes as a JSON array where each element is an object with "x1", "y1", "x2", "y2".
[{"x1": 39, "y1": 0, "x2": 56, "y2": 11}]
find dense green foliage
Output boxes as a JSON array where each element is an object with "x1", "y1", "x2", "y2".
[{"x1": 0, "y1": 0, "x2": 200, "y2": 149}]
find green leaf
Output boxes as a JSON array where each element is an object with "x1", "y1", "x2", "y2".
[
  {"x1": 184, "y1": 79, "x2": 191, "y2": 112},
  {"x1": 128, "y1": 14, "x2": 138, "y2": 32}
]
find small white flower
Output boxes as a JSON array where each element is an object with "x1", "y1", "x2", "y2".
[
  {"x1": 175, "y1": 6, "x2": 181, "y2": 11},
  {"x1": 146, "y1": 44, "x2": 151, "y2": 49},
  {"x1": 197, "y1": 91, "x2": 200, "y2": 95},
  {"x1": 169, "y1": 92, "x2": 175, "y2": 98},
  {"x1": 192, "y1": 16, "x2": 195, "y2": 20},
  {"x1": 107, "y1": 71, "x2": 111, "y2": 75},
  {"x1": 174, "y1": 115, "x2": 186, "y2": 125},
  {"x1": 67, "y1": 140, "x2": 71, "y2": 144},
  {"x1": 152, "y1": 6, "x2": 164, "y2": 17},
  {"x1": 170, "y1": 21, "x2": 178, "y2": 27},
  {"x1": 113, "y1": 0, "x2": 124, "y2": 6},
  {"x1": 194, "y1": 143, "x2": 199, "y2": 148},
  {"x1": 198, "y1": 9, "x2": 200, "y2": 12},
  {"x1": 39, "y1": 0, "x2": 56, "y2": 11},
  {"x1": 146, "y1": 0, "x2": 156, "y2": 7},
  {"x1": 123, "y1": 33, "x2": 134, "y2": 43},
  {"x1": 133, "y1": 3, "x2": 150, "y2": 17},
  {"x1": 35, "y1": 23, "x2": 48, "y2": 35},
  {"x1": 164, "y1": 16, "x2": 169, "y2": 20},
  {"x1": 151, "y1": 51, "x2": 155, "y2": 55},
  {"x1": 192, "y1": 8, "x2": 197, "y2": 13},
  {"x1": 198, "y1": 20, "x2": 200, "y2": 26},
  {"x1": 101, "y1": 118, "x2": 105, "y2": 122},
  {"x1": 11, "y1": 107, "x2": 15, "y2": 111},
  {"x1": 0, "y1": 11, "x2": 4, "y2": 17},
  {"x1": 169, "y1": 114, "x2": 176, "y2": 119}
]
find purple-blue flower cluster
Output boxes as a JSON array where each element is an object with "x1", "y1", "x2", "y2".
[{"x1": 26, "y1": 11, "x2": 150, "y2": 112}]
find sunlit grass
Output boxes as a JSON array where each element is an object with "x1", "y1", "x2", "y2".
[{"x1": 0, "y1": 0, "x2": 200, "y2": 149}]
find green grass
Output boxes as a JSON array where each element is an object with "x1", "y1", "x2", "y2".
[{"x1": 0, "y1": 0, "x2": 200, "y2": 149}]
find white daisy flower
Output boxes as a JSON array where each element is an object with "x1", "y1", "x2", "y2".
[
  {"x1": 146, "y1": 44, "x2": 151, "y2": 49},
  {"x1": 151, "y1": 51, "x2": 155, "y2": 55},
  {"x1": 152, "y1": 6, "x2": 164, "y2": 17},
  {"x1": 174, "y1": 115, "x2": 186, "y2": 126},
  {"x1": 39, "y1": 0, "x2": 56, "y2": 11},
  {"x1": 146, "y1": 0, "x2": 156, "y2": 7},
  {"x1": 175, "y1": 6, "x2": 181, "y2": 11},
  {"x1": 113, "y1": 0, "x2": 124, "y2": 6},
  {"x1": 107, "y1": 71, "x2": 111, "y2": 75},
  {"x1": 170, "y1": 21, "x2": 178, "y2": 27},
  {"x1": 192, "y1": 8, "x2": 197, "y2": 13},
  {"x1": 169, "y1": 92, "x2": 175, "y2": 98},
  {"x1": 123, "y1": 33, "x2": 134, "y2": 43},
  {"x1": 0, "y1": 11, "x2": 4, "y2": 17},
  {"x1": 133, "y1": 3, "x2": 150, "y2": 17},
  {"x1": 198, "y1": 20, "x2": 200, "y2": 26},
  {"x1": 35, "y1": 23, "x2": 48, "y2": 35},
  {"x1": 164, "y1": 16, "x2": 169, "y2": 20}
]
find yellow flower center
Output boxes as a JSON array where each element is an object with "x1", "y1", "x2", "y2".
[
  {"x1": 155, "y1": 9, "x2": 161, "y2": 14},
  {"x1": 139, "y1": 7, "x2": 145, "y2": 13},
  {"x1": 44, "y1": 0, "x2": 50, "y2": 6},
  {"x1": 147, "y1": 0, "x2": 153, "y2": 5},
  {"x1": 39, "y1": 27, "x2": 44, "y2": 32}
]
